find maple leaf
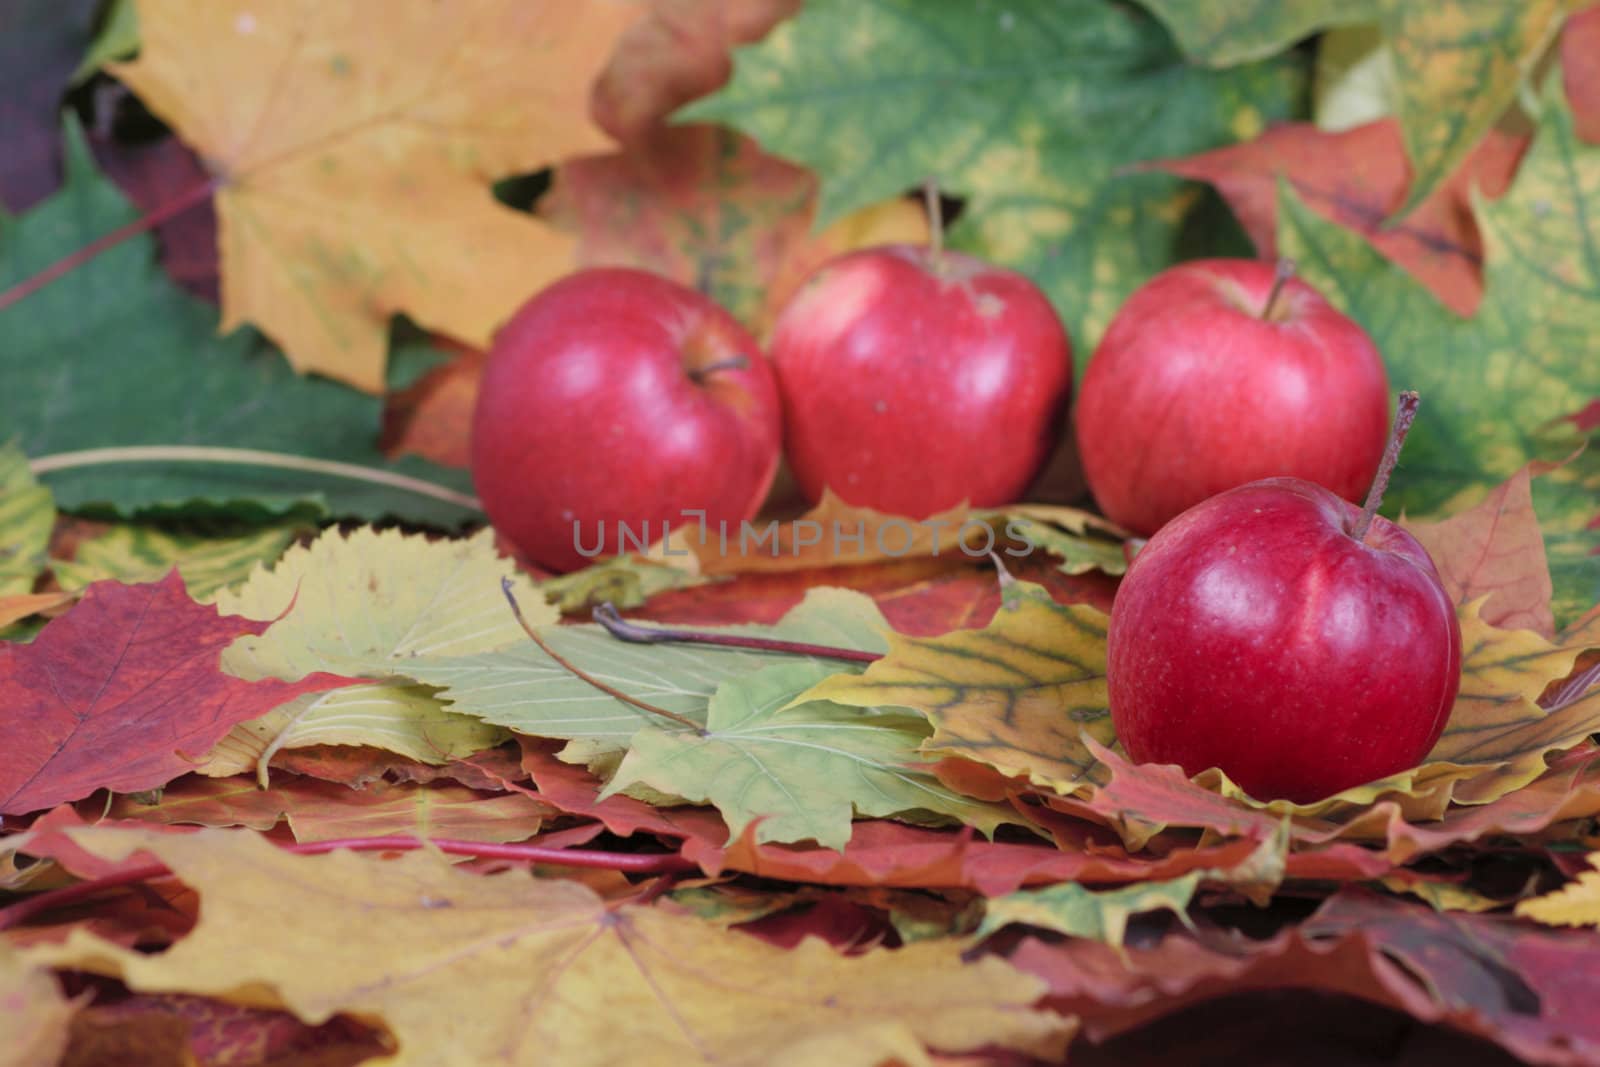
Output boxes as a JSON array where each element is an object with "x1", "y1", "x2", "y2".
[
  {"x1": 1154, "y1": 120, "x2": 1525, "y2": 315},
  {"x1": 592, "y1": 0, "x2": 800, "y2": 142},
  {"x1": 606, "y1": 661, "x2": 1019, "y2": 849},
  {"x1": 1137, "y1": 0, "x2": 1571, "y2": 215},
  {"x1": 0, "y1": 442, "x2": 53, "y2": 597},
  {"x1": 0, "y1": 574, "x2": 360, "y2": 815},
  {"x1": 1278, "y1": 74, "x2": 1600, "y2": 627},
  {"x1": 406, "y1": 587, "x2": 890, "y2": 762},
  {"x1": 110, "y1": 0, "x2": 640, "y2": 392},
  {"x1": 0, "y1": 126, "x2": 476, "y2": 524},
  {"x1": 0, "y1": 941, "x2": 74, "y2": 1067},
  {"x1": 1517, "y1": 851, "x2": 1600, "y2": 927},
  {"x1": 543, "y1": 124, "x2": 926, "y2": 335},
  {"x1": 690, "y1": 491, "x2": 972, "y2": 576},
  {"x1": 25, "y1": 827, "x2": 1077, "y2": 1066},
  {"x1": 684, "y1": 0, "x2": 1304, "y2": 362},
  {"x1": 51, "y1": 519, "x2": 307, "y2": 600},
  {"x1": 1403, "y1": 461, "x2": 1559, "y2": 637},
  {"x1": 802, "y1": 578, "x2": 1113, "y2": 794},
  {"x1": 1380, "y1": 0, "x2": 1570, "y2": 217}
]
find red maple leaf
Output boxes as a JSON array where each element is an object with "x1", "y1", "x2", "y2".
[{"x1": 0, "y1": 573, "x2": 357, "y2": 816}]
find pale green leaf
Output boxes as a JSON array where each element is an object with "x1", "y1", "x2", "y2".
[
  {"x1": 405, "y1": 588, "x2": 893, "y2": 763},
  {"x1": 605, "y1": 661, "x2": 1019, "y2": 850},
  {"x1": 214, "y1": 526, "x2": 546, "y2": 682}
]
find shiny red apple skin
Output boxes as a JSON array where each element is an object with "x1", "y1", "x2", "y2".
[
  {"x1": 471, "y1": 268, "x2": 782, "y2": 573},
  {"x1": 1107, "y1": 477, "x2": 1462, "y2": 804},
  {"x1": 1076, "y1": 259, "x2": 1390, "y2": 536},
  {"x1": 769, "y1": 245, "x2": 1072, "y2": 516}
]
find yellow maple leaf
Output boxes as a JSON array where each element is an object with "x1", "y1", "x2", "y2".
[
  {"x1": 114, "y1": 0, "x2": 641, "y2": 392},
  {"x1": 800, "y1": 577, "x2": 1112, "y2": 794},
  {"x1": 1516, "y1": 852, "x2": 1600, "y2": 927},
  {"x1": 25, "y1": 826, "x2": 1076, "y2": 1067}
]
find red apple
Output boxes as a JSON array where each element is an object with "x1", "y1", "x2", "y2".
[
  {"x1": 1076, "y1": 259, "x2": 1389, "y2": 536},
  {"x1": 1107, "y1": 473, "x2": 1461, "y2": 803},
  {"x1": 769, "y1": 245, "x2": 1072, "y2": 516},
  {"x1": 471, "y1": 268, "x2": 782, "y2": 572}
]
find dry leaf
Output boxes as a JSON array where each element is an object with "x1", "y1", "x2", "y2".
[
  {"x1": 25, "y1": 827, "x2": 1076, "y2": 1066},
  {"x1": 1516, "y1": 851, "x2": 1600, "y2": 927}
]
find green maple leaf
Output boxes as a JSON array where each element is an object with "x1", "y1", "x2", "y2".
[
  {"x1": 683, "y1": 0, "x2": 1305, "y2": 367},
  {"x1": 1277, "y1": 72, "x2": 1600, "y2": 624},
  {"x1": 606, "y1": 661, "x2": 1019, "y2": 850},
  {"x1": 0, "y1": 122, "x2": 474, "y2": 524}
]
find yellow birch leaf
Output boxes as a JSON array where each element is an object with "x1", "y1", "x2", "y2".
[
  {"x1": 1516, "y1": 852, "x2": 1600, "y2": 927},
  {"x1": 113, "y1": 0, "x2": 641, "y2": 391},
  {"x1": 25, "y1": 827, "x2": 1075, "y2": 1067}
]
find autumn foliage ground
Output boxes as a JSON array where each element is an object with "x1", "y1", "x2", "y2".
[{"x1": 3, "y1": 2, "x2": 1600, "y2": 1066}]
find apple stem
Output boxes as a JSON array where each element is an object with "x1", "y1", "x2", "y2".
[
  {"x1": 592, "y1": 602, "x2": 882, "y2": 663},
  {"x1": 1259, "y1": 258, "x2": 1296, "y2": 320},
  {"x1": 686, "y1": 354, "x2": 750, "y2": 385},
  {"x1": 1350, "y1": 390, "x2": 1421, "y2": 544},
  {"x1": 923, "y1": 177, "x2": 944, "y2": 263},
  {"x1": 501, "y1": 579, "x2": 709, "y2": 734}
]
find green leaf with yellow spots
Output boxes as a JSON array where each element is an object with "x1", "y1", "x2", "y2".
[
  {"x1": 1380, "y1": 0, "x2": 1570, "y2": 217},
  {"x1": 1134, "y1": 0, "x2": 1374, "y2": 66},
  {"x1": 683, "y1": 0, "x2": 1306, "y2": 370},
  {"x1": 51, "y1": 521, "x2": 307, "y2": 601},
  {"x1": 800, "y1": 578, "x2": 1112, "y2": 794},
  {"x1": 0, "y1": 444, "x2": 53, "y2": 597},
  {"x1": 1278, "y1": 72, "x2": 1600, "y2": 625}
]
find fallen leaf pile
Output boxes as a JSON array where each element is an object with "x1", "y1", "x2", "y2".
[{"x1": 4, "y1": 1, "x2": 1600, "y2": 1064}]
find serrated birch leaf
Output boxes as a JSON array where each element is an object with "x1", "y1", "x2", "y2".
[{"x1": 214, "y1": 527, "x2": 546, "y2": 682}]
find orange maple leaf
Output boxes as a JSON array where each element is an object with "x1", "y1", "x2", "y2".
[{"x1": 114, "y1": 0, "x2": 641, "y2": 392}]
